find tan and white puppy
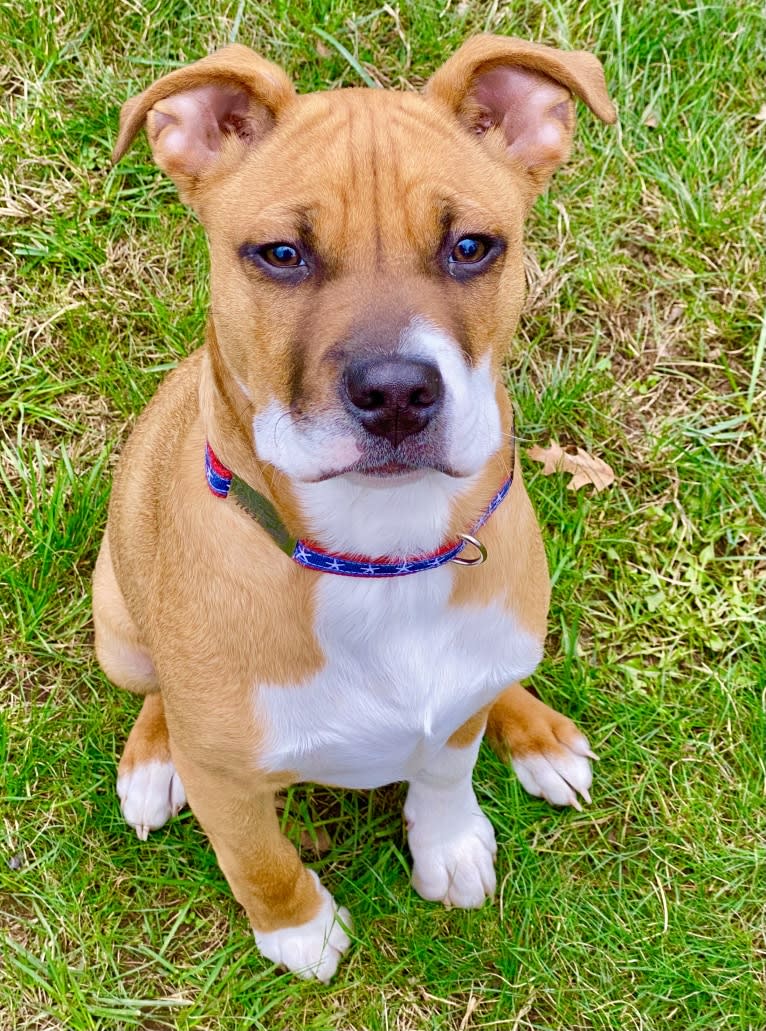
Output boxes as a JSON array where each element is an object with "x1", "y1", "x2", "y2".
[{"x1": 94, "y1": 35, "x2": 615, "y2": 983}]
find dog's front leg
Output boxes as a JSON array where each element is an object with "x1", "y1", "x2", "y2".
[
  {"x1": 404, "y1": 721, "x2": 496, "y2": 909},
  {"x1": 170, "y1": 752, "x2": 351, "y2": 982}
]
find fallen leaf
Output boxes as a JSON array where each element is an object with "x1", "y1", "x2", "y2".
[
  {"x1": 527, "y1": 440, "x2": 615, "y2": 492},
  {"x1": 275, "y1": 797, "x2": 332, "y2": 855},
  {"x1": 299, "y1": 826, "x2": 332, "y2": 855},
  {"x1": 643, "y1": 110, "x2": 660, "y2": 128},
  {"x1": 756, "y1": 102, "x2": 766, "y2": 122}
]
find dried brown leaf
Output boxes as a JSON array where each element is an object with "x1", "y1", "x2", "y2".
[
  {"x1": 274, "y1": 797, "x2": 332, "y2": 854},
  {"x1": 527, "y1": 440, "x2": 615, "y2": 492}
]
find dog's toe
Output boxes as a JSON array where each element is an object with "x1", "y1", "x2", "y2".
[
  {"x1": 410, "y1": 810, "x2": 497, "y2": 909},
  {"x1": 117, "y1": 760, "x2": 186, "y2": 839},
  {"x1": 253, "y1": 871, "x2": 351, "y2": 982},
  {"x1": 511, "y1": 736, "x2": 593, "y2": 810}
]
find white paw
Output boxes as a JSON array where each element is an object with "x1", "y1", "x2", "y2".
[
  {"x1": 409, "y1": 810, "x2": 497, "y2": 909},
  {"x1": 511, "y1": 730, "x2": 594, "y2": 810},
  {"x1": 253, "y1": 871, "x2": 351, "y2": 983},
  {"x1": 117, "y1": 760, "x2": 186, "y2": 840}
]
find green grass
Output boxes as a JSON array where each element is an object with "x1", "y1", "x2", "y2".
[{"x1": 2, "y1": 0, "x2": 765, "y2": 1028}]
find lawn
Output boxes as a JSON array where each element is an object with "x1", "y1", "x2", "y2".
[{"x1": 1, "y1": 1, "x2": 764, "y2": 1028}]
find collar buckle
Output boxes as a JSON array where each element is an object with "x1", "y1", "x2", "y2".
[{"x1": 451, "y1": 532, "x2": 488, "y2": 567}]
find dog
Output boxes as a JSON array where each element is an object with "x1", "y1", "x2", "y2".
[{"x1": 93, "y1": 34, "x2": 615, "y2": 982}]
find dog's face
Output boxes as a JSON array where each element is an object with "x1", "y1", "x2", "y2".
[
  {"x1": 114, "y1": 38, "x2": 614, "y2": 485},
  {"x1": 209, "y1": 86, "x2": 527, "y2": 483}
]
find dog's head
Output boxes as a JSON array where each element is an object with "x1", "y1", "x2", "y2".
[{"x1": 114, "y1": 36, "x2": 614, "y2": 486}]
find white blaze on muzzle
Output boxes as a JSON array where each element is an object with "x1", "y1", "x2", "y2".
[{"x1": 399, "y1": 317, "x2": 502, "y2": 478}]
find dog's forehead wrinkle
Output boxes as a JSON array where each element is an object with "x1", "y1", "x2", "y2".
[
  {"x1": 275, "y1": 94, "x2": 344, "y2": 145},
  {"x1": 228, "y1": 100, "x2": 520, "y2": 269},
  {"x1": 281, "y1": 91, "x2": 473, "y2": 195}
]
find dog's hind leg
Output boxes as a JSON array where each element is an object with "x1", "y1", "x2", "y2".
[
  {"x1": 93, "y1": 532, "x2": 186, "y2": 837},
  {"x1": 93, "y1": 529, "x2": 157, "y2": 695},
  {"x1": 486, "y1": 682, "x2": 595, "y2": 810}
]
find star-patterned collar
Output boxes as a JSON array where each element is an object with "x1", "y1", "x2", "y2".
[{"x1": 204, "y1": 442, "x2": 513, "y2": 578}]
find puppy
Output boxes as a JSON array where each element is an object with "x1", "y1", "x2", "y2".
[{"x1": 93, "y1": 34, "x2": 615, "y2": 982}]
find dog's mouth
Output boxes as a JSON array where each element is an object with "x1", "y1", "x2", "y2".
[
  {"x1": 308, "y1": 434, "x2": 465, "y2": 483},
  {"x1": 311, "y1": 458, "x2": 461, "y2": 483},
  {"x1": 356, "y1": 461, "x2": 430, "y2": 478}
]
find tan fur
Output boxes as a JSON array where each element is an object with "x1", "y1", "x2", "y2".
[
  {"x1": 200, "y1": 87, "x2": 531, "y2": 431},
  {"x1": 427, "y1": 35, "x2": 615, "y2": 121},
  {"x1": 486, "y1": 682, "x2": 587, "y2": 763},
  {"x1": 95, "y1": 35, "x2": 613, "y2": 944},
  {"x1": 447, "y1": 706, "x2": 490, "y2": 749},
  {"x1": 112, "y1": 45, "x2": 296, "y2": 200},
  {"x1": 93, "y1": 529, "x2": 157, "y2": 695},
  {"x1": 118, "y1": 693, "x2": 171, "y2": 769},
  {"x1": 169, "y1": 749, "x2": 321, "y2": 931},
  {"x1": 449, "y1": 451, "x2": 550, "y2": 642},
  {"x1": 426, "y1": 35, "x2": 616, "y2": 193}
]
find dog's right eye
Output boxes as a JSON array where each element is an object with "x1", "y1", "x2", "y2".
[
  {"x1": 239, "y1": 242, "x2": 309, "y2": 282},
  {"x1": 261, "y1": 244, "x2": 303, "y2": 267}
]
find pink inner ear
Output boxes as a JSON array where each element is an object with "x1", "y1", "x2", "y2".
[
  {"x1": 471, "y1": 65, "x2": 573, "y2": 172},
  {"x1": 147, "y1": 84, "x2": 253, "y2": 178}
]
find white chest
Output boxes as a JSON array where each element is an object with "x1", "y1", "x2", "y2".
[{"x1": 253, "y1": 569, "x2": 542, "y2": 789}]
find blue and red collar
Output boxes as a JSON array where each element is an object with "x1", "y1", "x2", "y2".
[{"x1": 205, "y1": 442, "x2": 513, "y2": 578}]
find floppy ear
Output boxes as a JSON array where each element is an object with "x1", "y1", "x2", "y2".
[
  {"x1": 112, "y1": 45, "x2": 295, "y2": 202},
  {"x1": 426, "y1": 35, "x2": 616, "y2": 195}
]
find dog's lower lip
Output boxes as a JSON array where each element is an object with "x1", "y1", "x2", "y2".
[
  {"x1": 311, "y1": 462, "x2": 418, "y2": 482},
  {"x1": 362, "y1": 462, "x2": 412, "y2": 476},
  {"x1": 309, "y1": 460, "x2": 467, "y2": 482}
]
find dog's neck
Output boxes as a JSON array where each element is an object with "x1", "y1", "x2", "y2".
[{"x1": 199, "y1": 321, "x2": 514, "y2": 557}]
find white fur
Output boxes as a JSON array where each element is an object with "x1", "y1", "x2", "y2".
[
  {"x1": 401, "y1": 318, "x2": 502, "y2": 478},
  {"x1": 254, "y1": 568, "x2": 542, "y2": 789},
  {"x1": 252, "y1": 307, "x2": 537, "y2": 784},
  {"x1": 117, "y1": 760, "x2": 186, "y2": 841},
  {"x1": 405, "y1": 736, "x2": 497, "y2": 908},
  {"x1": 254, "y1": 399, "x2": 362, "y2": 483},
  {"x1": 512, "y1": 738, "x2": 594, "y2": 811},
  {"x1": 295, "y1": 468, "x2": 472, "y2": 556},
  {"x1": 253, "y1": 870, "x2": 351, "y2": 983}
]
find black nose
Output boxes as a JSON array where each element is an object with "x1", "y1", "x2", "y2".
[{"x1": 343, "y1": 356, "x2": 444, "y2": 447}]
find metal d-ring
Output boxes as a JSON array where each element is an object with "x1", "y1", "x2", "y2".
[{"x1": 451, "y1": 533, "x2": 488, "y2": 566}]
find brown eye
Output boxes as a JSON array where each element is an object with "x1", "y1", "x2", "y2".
[
  {"x1": 239, "y1": 241, "x2": 310, "y2": 284},
  {"x1": 451, "y1": 237, "x2": 488, "y2": 263},
  {"x1": 261, "y1": 243, "x2": 302, "y2": 267}
]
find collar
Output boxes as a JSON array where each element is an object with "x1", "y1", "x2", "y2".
[{"x1": 205, "y1": 442, "x2": 513, "y2": 578}]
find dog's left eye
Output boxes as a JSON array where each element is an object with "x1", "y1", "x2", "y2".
[
  {"x1": 445, "y1": 234, "x2": 503, "y2": 280},
  {"x1": 451, "y1": 237, "x2": 488, "y2": 263}
]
